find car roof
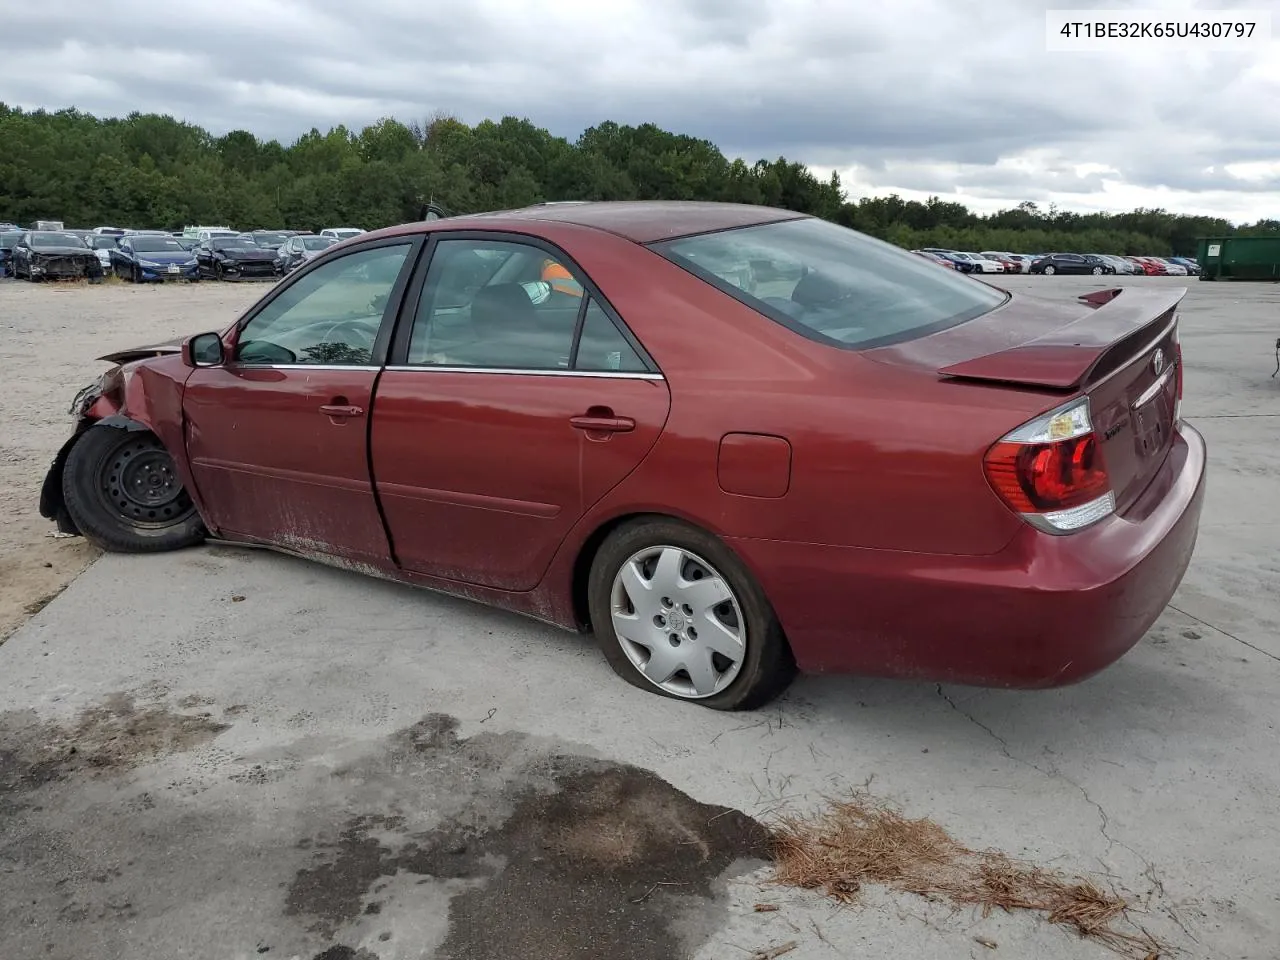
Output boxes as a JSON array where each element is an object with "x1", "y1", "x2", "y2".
[{"x1": 369, "y1": 201, "x2": 808, "y2": 245}]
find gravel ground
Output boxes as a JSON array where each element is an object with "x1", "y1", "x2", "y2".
[{"x1": 0, "y1": 278, "x2": 263, "y2": 641}]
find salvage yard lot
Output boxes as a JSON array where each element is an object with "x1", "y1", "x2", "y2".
[{"x1": 1, "y1": 275, "x2": 1278, "y2": 960}]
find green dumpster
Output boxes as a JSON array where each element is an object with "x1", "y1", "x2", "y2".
[{"x1": 1196, "y1": 236, "x2": 1280, "y2": 281}]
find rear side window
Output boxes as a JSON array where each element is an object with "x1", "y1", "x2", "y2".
[{"x1": 651, "y1": 217, "x2": 1007, "y2": 349}]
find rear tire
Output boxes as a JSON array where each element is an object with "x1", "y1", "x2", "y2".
[
  {"x1": 61, "y1": 425, "x2": 206, "y2": 553},
  {"x1": 1043, "y1": 265, "x2": 1056, "y2": 275},
  {"x1": 1091, "y1": 266, "x2": 1103, "y2": 275},
  {"x1": 587, "y1": 517, "x2": 796, "y2": 711}
]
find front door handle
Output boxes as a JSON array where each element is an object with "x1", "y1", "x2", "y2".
[
  {"x1": 319, "y1": 403, "x2": 365, "y2": 418},
  {"x1": 570, "y1": 413, "x2": 635, "y2": 433}
]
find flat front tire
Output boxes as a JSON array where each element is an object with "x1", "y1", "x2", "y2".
[
  {"x1": 587, "y1": 517, "x2": 796, "y2": 711},
  {"x1": 61, "y1": 425, "x2": 206, "y2": 553}
]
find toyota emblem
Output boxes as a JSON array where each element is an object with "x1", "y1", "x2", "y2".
[{"x1": 1151, "y1": 348, "x2": 1165, "y2": 376}]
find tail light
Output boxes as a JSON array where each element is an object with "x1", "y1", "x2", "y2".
[{"x1": 983, "y1": 397, "x2": 1114, "y2": 534}]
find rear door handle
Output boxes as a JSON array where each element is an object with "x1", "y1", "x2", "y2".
[
  {"x1": 570, "y1": 414, "x2": 635, "y2": 433},
  {"x1": 319, "y1": 404, "x2": 365, "y2": 417}
]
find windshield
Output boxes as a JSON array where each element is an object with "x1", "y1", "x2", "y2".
[
  {"x1": 303, "y1": 236, "x2": 337, "y2": 251},
  {"x1": 331, "y1": 229, "x2": 361, "y2": 238},
  {"x1": 0, "y1": 232, "x2": 23, "y2": 249},
  {"x1": 211, "y1": 238, "x2": 256, "y2": 251},
  {"x1": 652, "y1": 217, "x2": 1007, "y2": 349},
  {"x1": 90, "y1": 236, "x2": 118, "y2": 249},
  {"x1": 131, "y1": 237, "x2": 186, "y2": 253},
  {"x1": 31, "y1": 232, "x2": 86, "y2": 248},
  {"x1": 251, "y1": 232, "x2": 287, "y2": 245}
]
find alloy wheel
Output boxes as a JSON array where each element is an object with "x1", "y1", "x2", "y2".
[{"x1": 609, "y1": 545, "x2": 746, "y2": 699}]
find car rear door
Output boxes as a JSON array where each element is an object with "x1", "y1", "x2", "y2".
[
  {"x1": 182, "y1": 237, "x2": 420, "y2": 564},
  {"x1": 370, "y1": 234, "x2": 671, "y2": 591}
]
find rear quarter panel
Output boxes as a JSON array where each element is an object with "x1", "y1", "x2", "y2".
[{"x1": 531, "y1": 224, "x2": 1032, "y2": 560}]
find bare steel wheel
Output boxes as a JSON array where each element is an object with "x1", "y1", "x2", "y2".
[
  {"x1": 588, "y1": 517, "x2": 795, "y2": 710},
  {"x1": 611, "y1": 545, "x2": 745, "y2": 698},
  {"x1": 61, "y1": 425, "x2": 206, "y2": 553}
]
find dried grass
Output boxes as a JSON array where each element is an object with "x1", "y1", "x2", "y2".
[{"x1": 767, "y1": 793, "x2": 1164, "y2": 959}]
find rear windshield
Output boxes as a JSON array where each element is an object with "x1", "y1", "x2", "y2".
[
  {"x1": 303, "y1": 236, "x2": 337, "y2": 250},
  {"x1": 131, "y1": 237, "x2": 185, "y2": 252},
  {"x1": 651, "y1": 217, "x2": 1007, "y2": 349}
]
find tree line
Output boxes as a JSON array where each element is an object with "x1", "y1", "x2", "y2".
[{"x1": 1, "y1": 103, "x2": 1275, "y2": 256}]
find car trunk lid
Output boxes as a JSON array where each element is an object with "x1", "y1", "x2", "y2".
[{"x1": 865, "y1": 286, "x2": 1185, "y2": 511}]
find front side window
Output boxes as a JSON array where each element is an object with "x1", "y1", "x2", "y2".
[
  {"x1": 652, "y1": 217, "x2": 1007, "y2": 349},
  {"x1": 405, "y1": 238, "x2": 585, "y2": 370},
  {"x1": 235, "y1": 243, "x2": 412, "y2": 366}
]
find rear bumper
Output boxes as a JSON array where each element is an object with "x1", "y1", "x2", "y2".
[{"x1": 729, "y1": 422, "x2": 1207, "y2": 688}]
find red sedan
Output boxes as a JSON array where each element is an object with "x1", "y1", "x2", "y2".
[{"x1": 40, "y1": 202, "x2": 1206, "y2": 710}]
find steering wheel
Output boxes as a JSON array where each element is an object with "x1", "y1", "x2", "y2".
[{"x1": 318, "y1": 317, "x2": 378, "y2": 351}]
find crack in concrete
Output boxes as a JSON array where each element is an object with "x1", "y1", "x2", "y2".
[
  {"x1": 1168, "y1": 603, "x2": 1280, "y2": 665},
  {"x1": 934, "y1": 685, "x2": 1155, "y2": 875}
]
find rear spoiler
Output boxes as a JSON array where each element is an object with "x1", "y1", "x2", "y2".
[{"x1": 938, "y1": 287, "x2": 1185, "y2": 391}]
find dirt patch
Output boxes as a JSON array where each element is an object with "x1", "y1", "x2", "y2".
[
  {"x1": 0, "y1": 693, "x2": 230, "y2": 799},
  {"x1": 769, "y1": 792, "x2": 1164, "y2": 959},
  {"x1": 0, "y1": 281, "x2": 263, "y2": 644},
  {"x1": 286, "y1": 714, "x2": 768, "y2": 960}
]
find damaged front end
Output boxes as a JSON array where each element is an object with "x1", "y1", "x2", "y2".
[
  {"x1": 28, "y1": 252, "x2": 104, "y2": 282},
  {"x1": 39, "y1": 340, "x2": 186, "y2": 533}
]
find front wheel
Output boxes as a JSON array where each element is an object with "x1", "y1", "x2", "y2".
[
  {"x1": 61, "y1": 425, "x2": 206, "y2": 553},
  {"x1": 1043, "y1": 264, "x2": 1056, "y2": 275},
  {"x1": 1091, "y1": 265, "x2": 1104, "y2": 275},
  {"x1": 587, "y1": 517, "x2": 796, "y2": 711}
]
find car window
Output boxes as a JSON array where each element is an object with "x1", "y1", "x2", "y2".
[
  {"x1": 653, "y1": 218, "x2": 1006, "y2": 350},
  {"x1": 405, "y1": 238, "x2": 584, "y2": 370},
  {"x1": 574, "y1": 298, "x2": 647, "y2": 373},
  {"x1": 235, "y1": 243, "x2": 412, "y2": 366}
]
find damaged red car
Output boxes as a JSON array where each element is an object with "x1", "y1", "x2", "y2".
[{"x1": 40, "y1": 201, "x2": 1206, "y2": 710}]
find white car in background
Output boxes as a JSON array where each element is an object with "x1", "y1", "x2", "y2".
[
  {"x1": 1157, "y1": 258, "x2": 1188, "y2": 276},
  {"x1": 320, "y1": 227, "x2": 365, "y2": 241},
  {"x1": 87, "y1": 234, "x2": 119, "y2": 271},
  {"x1": 953, "y1": 252, "x2": 1005, "y2": 273}
]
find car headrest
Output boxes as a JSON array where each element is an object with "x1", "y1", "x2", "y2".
[{"x1": 470, "y1": 283, "x2": 535, "y2": 335}]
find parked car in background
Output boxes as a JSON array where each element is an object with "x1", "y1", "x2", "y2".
[
  {"x1": 1031, "y1": 253, "x2": 1111, "y2": 275},
  {"x1": 33, "y1": 219, "x2": 65, "y2": 231},
  {"x1": 1129, "y1": 257, "x2": 1166, "y2": 276},
  {"x1": 174, "y1": 236, "x2": 199, "y2": 251},
  {"x1": 1097, "y1": 255, "x2": 1140, "y2": 275},
  {"x1": 275, "y1": 233, "x2": 338, "y2": 273},
  {"x1": 1154, "y1": 258, "x2": 1188, "y2": 277},
  {"x1": 10, "y1": 230, "x2": 104, "y2": 280},
  {"x1": 980, "y1": 252, "x2": 1025, "y2": 274},
  {"x1": 194, "y1": 236, "x2": 281, "y2": 280},
  {"x1": 92, "y1": 226, "x2": 127, "y2": 237},
  {"x1": 918, "y1": 248, "x2": 975, "y2": 272},
  {"x1": 184, "y1": 226, "x2": 239, "y2": 243},
  {"x1": 953, "y1": 252, "x2": 1005, "y2": 273},
  {"x1": 1169, "y1": 256, "x2": 1201, "y2": 276},
  {"x1": 0, "y1": 229, "x2": 23, "y2": 277},
  {"x1": 320, "y1": 227, "x2": 365, "y2": 241},
  {"x1": 36, "y1": 201, "x2": 1206, "y2": 712},
  {"x1": 911, "y1": 249, "x2": 957, "y2": 269},
  {"x1": 240, "y1": 230, "x2": 291, "y2": 250},
  {"x1": 87, "y1": 234, "x2": 119, "y2": 272},
  {"x1": 110, "y1": 234, "x2": 201, "y2": 282}
]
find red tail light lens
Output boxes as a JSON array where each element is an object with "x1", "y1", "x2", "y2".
[{"x1": 983, "y1": 398, "x2": 1115, "y2": 533}]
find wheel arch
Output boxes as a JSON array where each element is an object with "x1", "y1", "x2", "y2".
[{"x1": 40, "y1": 415, "x2": 158, "y2": 534}]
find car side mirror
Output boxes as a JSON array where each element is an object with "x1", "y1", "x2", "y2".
[{"x1": 183, "y1": 332, "x2": 225, "y2": 367}]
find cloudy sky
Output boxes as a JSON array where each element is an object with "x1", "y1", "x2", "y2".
[{"x1": 2, "y1": 0, "x2": 1278, "y2": 221}]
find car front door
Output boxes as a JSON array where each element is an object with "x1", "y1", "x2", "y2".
[
  {"x1": 370, "y1": 234, "x2": 671, "y2": 591},
  {"x1": 182, "y1": 238, "x2": 419, "y2": 564}
]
